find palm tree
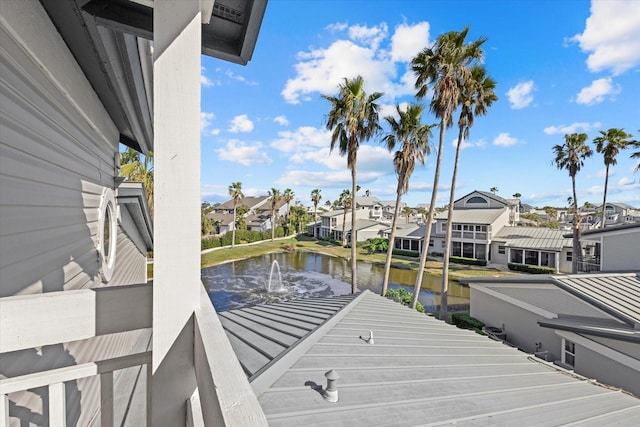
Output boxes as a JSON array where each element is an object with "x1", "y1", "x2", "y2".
[
  {"x1": 593, "y1": 128, "x2": 634, "y2": 228},
  {"x1": 338, "y1": 189, "x2": 352, "y2": 247},
  {"x1": 364, "y1": 189, "x2": 371, "y2": 197},
  {"x1": 228, "y1": 182, "x2": 244, "y2": 248},
  {"x1": 311, "y1": 189, "x2": 322, "y2": 222},
  {"x1": 268, "y1": 188, "x2": 281, "y2": 241},
  {"x1": 283, "y1": 188, "x2": 295, "y2": 234},
  {"x1": 552, "y1": 133, "x2": 593, "y2": 273},
  {"x1": 441, "y1": 65, "x2": 497, "y2": 321},
  {"x1": 490, "y1": 186, "x2": 498, "y2": 195},
  {"x1": 403, "y1": 206, "x2": 414, "y2": 224},
  {"x1": 512, "y1": 192, "x2": 522, "y2": 199},
  {"x1": 323, "y1": 75, "x2": 383, "y2": 294},
  {"x1": 380, "y1": 103, "x2": 433, "y2": 296},
  {"x1": 119, "y1": 147, "x2": 154, "y2": 218},
  {"x1": 631, "y1": 132, "x2": 640, "y2": 172},
  {"x1": 410, "y1": 26, "x2": 486, "y2": 309}
]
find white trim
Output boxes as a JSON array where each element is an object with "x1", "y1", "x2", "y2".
[
  {"x1": 555, "y1": 330, "x2": 640, "y2": 372},
  {"x1": 98, "y1": 188, "x2": 118, "y2": 282}
]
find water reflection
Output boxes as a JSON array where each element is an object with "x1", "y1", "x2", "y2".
[{"x1": 201, "y1": 252, "x2": 469, "y2": 312}]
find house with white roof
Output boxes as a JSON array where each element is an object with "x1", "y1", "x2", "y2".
[
  {"x1": 467, "y1": 273, "x2": 640, "y2": 397},
  {"x1": 577, "y1": 222, "x2": 640, "y2": 272}
]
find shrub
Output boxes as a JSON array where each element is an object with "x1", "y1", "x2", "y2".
[
  {"x1": 451, "y1": 312, "x2": 484, "y2": 332},
  {"x1": 364, "y1": 237, "x2": 388, "y2": 254},
  {"x1": 450, "y1": 256, "x2": 487, "y2": 266},
  {"x1": 201, "y1": 236, "x2": 221, "y2": 250},
  {"x1": 508, "y1": 263, "x2": 556, "y2": 274},
  {"x1": 386, "y1": 288, "x2": 425, "y2": 313},
  {"x1": 392, "y1": 249, "x2": 420, "y2": 258}
]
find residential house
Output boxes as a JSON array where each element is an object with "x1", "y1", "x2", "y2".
[
  {"x1": 577, "y1": 222, "x2": 640, "y2": 272},
  {"x1": 0, "y1": 1, "x2": 268, "y2": 426},
  {"x1": 596, "y1": 202, "x2": 640, "y2": 227},
  {"x1": 467, "y1": 273, "x2": 640, "y2": 397}
]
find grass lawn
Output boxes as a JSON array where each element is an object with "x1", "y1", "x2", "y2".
[{"x1": 147, "y1": 234, "x2": 520, "y2": 282}]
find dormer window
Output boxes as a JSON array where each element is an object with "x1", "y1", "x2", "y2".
[{"x1": 467, "y1": 196, "x2": 487, "y2": 204}]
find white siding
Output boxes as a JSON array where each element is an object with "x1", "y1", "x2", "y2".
[{"x1": 0, "y1": 3, "x2": 150, "y2": 426}]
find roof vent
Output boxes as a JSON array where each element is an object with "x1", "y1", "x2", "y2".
[
  {"x1": 360, "y1": 330, "x2": 374, "y2": 344},
  {"x1": 323, "y1": 369, "x2": 339, "y2": 403}
]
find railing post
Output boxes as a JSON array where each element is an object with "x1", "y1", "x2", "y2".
[
  {"x1": 101, "y1": 371, "x2": 114, "y2": 426},
  {"x1": 1, "y1": 394, "x2": 9, "y2": 427},
  {"x1": 49, "y1": 382, "x2": 66, "y2": 427}
]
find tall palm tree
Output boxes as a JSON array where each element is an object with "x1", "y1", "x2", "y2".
[
  {"x1": 490, "y1": 186, "x2": 499, "y2": 195},
  {"x1": 311, "y1": 189, "x2": 322, "y2": 221},
  {"x1": 440, "y1": 65, "x2": 497, "y2": 321},
  {"x1": 283, "y1": 188, "x2": 295, "y2": 234},
  {"x1": 119, "y1": 147, "x2": 154, "y2": 218},
  {"x1": 552, "y1": 133, "x2": 593, "y2": 273},
  {"x1": 323, "y1": 75, "x2": 383, "y2": 294},
  {"x1": 410, "y1": 26, "x2": 486, "y2": 309},
  {"x1": 380, "y1": 103, "x2": 433, "y2": 297},
  {"x1": 268, "y1": 188, "x2": 281, "y2": 241},
  {"x1": 338, "y1": 189, "x2": 352, "y2": 247},
  {"x1": 228, "y1": 182, "x2": 244, "y2": 248},
  {"x1": 593, "y1": 128, "x2": 634, "y2": 228},
  {"x1": 631, "y1": 132, "x2": 640, "y2": 172}
]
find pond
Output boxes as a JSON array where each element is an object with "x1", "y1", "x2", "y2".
[{"x1": 201, "y1": 251, "x2": 470, "y2": 313}]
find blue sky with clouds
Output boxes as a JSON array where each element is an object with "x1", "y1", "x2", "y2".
[{"x1": 199, "y1": 0, "x2": 640, "y2": 209}]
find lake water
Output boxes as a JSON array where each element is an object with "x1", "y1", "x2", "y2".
[{"x1": 201, "y1": 251, "x2": 470, "y2": 313}]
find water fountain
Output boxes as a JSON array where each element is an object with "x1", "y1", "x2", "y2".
[{"x1": 267, "y1": 260, "x2": 286, "y2": 292}]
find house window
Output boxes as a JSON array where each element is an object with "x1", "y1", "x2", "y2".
[
  {"x1": 98, "y1": 188, "x2": 117, "y2": 282},
  {"x1": 563, "y1": 339, "x2": 576, "y2": 368},
  {"x1": 498, "y1": 245, "x2": 505, "y2": 255},
  {"x1": 467, "y1": 196, "x2": 487, "y2": 204},
  {"x1": 429, "y1": 239, "x2": 434, "y2": 247},
  {"x1": 510, "y1": 249, "x2": 523, "y2": 263},
  {"x1": 463, "y1": 242, "x2": 474, "y2": 258},
  {"x1": 452, "y1": 241, "x2": 462, "y2": 257},
  {"x1": 525, "y1": 250, "x2": 539, "y2": 266},
  {"x1": 566, "y1": 251, "x2": 572, "y2": 262},
  {"x1": 441, "y1": 240, "x2": 445, "y2": 248}
]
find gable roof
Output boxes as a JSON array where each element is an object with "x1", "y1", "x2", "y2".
[
  {"x1": 354, "y1": 196, "x2": 381, "y2": 207},
  {"x1": 493, "y1": 226, "x2": 572, "y2": 250},
  {"x1": 580, "y1": 222, "x2": 640, "y2": 237},
  {"x1": 249, "y1": 290, "x2": 640, "y2": 424},
  {"x1": 454, "y1": 190, "x2": 513, "y2": 206}
]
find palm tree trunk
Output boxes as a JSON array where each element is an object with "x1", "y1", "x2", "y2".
[
  {"x1": 231, "y1": 205, "x2": 237, "y2": 248},
  {"x1": 350, "y1": 166, "x2": 358, "y2": 294},
  {"x1": 571, "y1": 177, "x2": 579, "y2": 274},
  {"x1": 342, "y1": 210, "x2": 347, "y2": 246},
  {"x1": 440, "y1": 129, "x2": 463, "y2": 322},
  {"x1": 381, "y1": 186, "x2": 403, "y2": 296},
  {"x1": 411, "y1": 121, "x2": 446, "y2": 309},
  {"x1": 271, "y1": 210, "x2": 276, "y2": 241},
  {"x1": 601, "y1": 164, "x2": 609, "y2": 228}
]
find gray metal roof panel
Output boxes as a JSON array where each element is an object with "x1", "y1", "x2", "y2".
[
  {"x1": 435, "y1": 208, "x2": 508, "y2": 224},
  {"x1": 493, "y1": 226, "x2": 573, "y2": 250},
  {"x1": 254, "y1": 291, "x2": 640, "y2": 425}
]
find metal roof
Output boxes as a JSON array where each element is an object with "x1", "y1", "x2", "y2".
[
  {"x1": 493, "y1": 226, "x2": 573, "y2": 250},
  {"x1": 435, "y1": 208, "x2": 508, "y2": 224},
  {"x1": 553, "y1": 273, "x2": 640, "y2": 327},
  {"x1": 219, "y1": 294, "x2": 357, "y2": 379},
  {"x1": 246, "y1": 291, "x2": 640, "y2": 425}
]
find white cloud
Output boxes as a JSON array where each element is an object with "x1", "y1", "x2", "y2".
[
  {"x1": 348, "y1": 23, "x2": 388, "y2": 50},
  {"x1": 216, "y1": 140, "x2": 271, "y2": 166},
  {"x1": 228, "y1": 114, "x2": 254, "y2": 133},
  {"x1": 575, "y1": 78, "x2": 620, "y2": 105},
  {"x1": 493, "y1": 133, "x2": 518, "y2": 147},
  {"x1": 544, "y1": 121, "x2": 602, "y2": 135},
  {"x1": 225, "y1": 70, "x2": 258, "y2": 86},
  {"x1": 200, "y1": 67, "x2": 218, "y2": 88},
  {"x1": 201, "y1": 112, "x2": 220, "y2": 135},
  {"x1": 506, "y1": 81, "x2": 534, "y2": 109},
  {"x1": 452, "y1": 137, "x2": 486, "y2": 150},
  {"x1": 618, "y1": 177, "x2": 634, "y2": 186},
  {"x1": 273, "y1": 115, "x2": 289, "y2": 126},
  {"x1": 271, "y1": 126, "x2": 330, "y2": 153},
  {"x1": 572, "y1": 0, "x2": 640, "y2": 75},
  {"x1": 390, "y1": 22, "x2": 430, "y2": 62}
]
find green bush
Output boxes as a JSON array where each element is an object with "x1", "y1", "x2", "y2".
[
  {"x1": 508, "y1": 263, "x2": 556, "y2": 274},
  {"x1": 392, "y1": 249, "x2": 420, "y2": 258},
  {"x1": 365, "y1": 238, "x2": 388, "y2": 254},
  {"x1": 450, "y1": 256, "x2": 487, "y2": 266},
  {"x1": 201, "y1": 236, "x2": 221, "y2": 250},
  {"x1": 451, "y1": 312, "x2": 484, "y2": 332},
  {"x1": 386, "y1": 288, "x2": 425, "y2": 313}
]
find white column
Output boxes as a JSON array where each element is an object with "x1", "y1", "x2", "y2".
[{"x1": 152, "y1": 0, "x2": 201, "y2": 424}]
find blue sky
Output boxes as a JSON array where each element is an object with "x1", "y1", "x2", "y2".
[{"x1": 199, "y1": 0, "x2": 640, "y2": 209}]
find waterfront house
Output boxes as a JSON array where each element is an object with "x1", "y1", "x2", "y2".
[{"x1": 0, "y1": 1, "x2": 268, "y2": 425}]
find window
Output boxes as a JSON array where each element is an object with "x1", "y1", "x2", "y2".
[
  {"x1": 563, "y1": 339, "x2": 576, "y2": 368},
  {"x1": 498, "y1": 245, "x2": 505, "y2": 255},
  {"x1": 429, "y1": 239, "x2": 434, "y2": 247},
  {"x1": 467, "y1": 196, "x2": 487, "y2": 204},
  {"x1": 98, "y1": 188, "x2": 118, "y2": 282},
  {"x1": 452, "y1": 241, "x2": 462, "y2": 257},
  {"x1": 441, "y1": 240, "x2": 445, "y2": 248},
  {"x1": 566, "y1": 251, "x2": 572, "y2": 262},
  {"x1": 510, "y1": 249, "x2": 523, "y2": 263},
  {"x1": 463, "y1": 242, "x2": 474, "y2": 258},
  {"x1": 525, "y1": 250, "x2": 539, "y2": 266}
]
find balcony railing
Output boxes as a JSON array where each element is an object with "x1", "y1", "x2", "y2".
[
  {"x1": 0, "y1": 283, "x2": 266, "y2": 426},
  {"x1": 577, "y1": 256, "x2": 601, "y2": 273}
]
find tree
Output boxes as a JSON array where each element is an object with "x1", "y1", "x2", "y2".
[
  {"x1": 311, "y1": 189, "x2": 322, "y2": 222},
  {"x1": 440, "y1": 65, "x2": 497, "y2": 321},
  {"x1": 403, "y1": 206, "x2": 414, "y2": 224},
  {"x1": 410, "y1": 26, "x2": 486, "y2": 309},
  {"x1": 119, "y1": 147, "x2": 154, "y2": 218},
  {"x1": 552, "y1": 133, "x2": 593, "y2": 273},
  {"x1": 235, "y1": 205, "x2": 249, "y2": 231},
  {"x1": 380, "y1": 103, "x2": 433, "y2": 296},
  {"x1": 268, "y1": 188, "x2": 282, "y2": 241},
  {"x1": 631, "y1": 134, "x2": 640, "y2": 172},
  {"x1": 364, "y1": 189, "x2": 371, "y2": 197},
  {"x1": 323, "y1": 75, "x2": 383, "y2": 294},
  {"x1": 490, "y1": 186, "x2": 498, "y2": 195},
  {"x1": 283, "y1": 188, "x2": 295, "y2": 234},
  {"x1": 512, "y1": 192, "x2": 521, "y2": 199},
  {"x1": 228, "y1": 182, "x2": 244, "y2": 248},
  {"x1": 338, "y1": 189, "x2": 352, "y2": 247},
  {"x1": 593, "y1": 128, "x2": 634, "y2": 228}
]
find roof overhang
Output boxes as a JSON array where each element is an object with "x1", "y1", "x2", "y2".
[{"x1": 116, "y1": 180, "x2": 154, "y2": 250}]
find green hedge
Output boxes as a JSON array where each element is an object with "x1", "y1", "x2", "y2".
[
  {"x1": 392, "y1": 249, "x2": 420, "y2": 257},
  {"x1": 450, "y1": 256, "x2": 487, "y2": 266},
  {"x1": 451, "y1": 312, "x2": 484, "y2": 331},
  {"x1": 508, "y1": 263, "x2": 557, "y2": 274},
  {"x1": 385, "y1": 288, "x2": 425, "y2": 313}
]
